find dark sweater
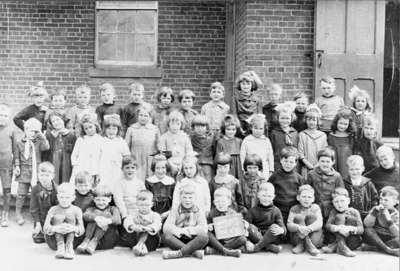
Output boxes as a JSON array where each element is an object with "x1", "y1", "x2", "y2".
[
  {"x1": 73, "y1": 190, "x2": 94, "y2": 212},
  {"x1": 191, "y1": 132, "x2": 216, "y2": 165},
  {"x1": 262, "y1": 102, "x2": 279, "y2": 133},
  {"x1": 245, "y1": 203, "x2": 286, "y2": 234},
  {"x1": 326, "y1": 207, "x2": 364, "y2": 235},
  {"x1": 353, "y1": 136, "x2": 383, "y2": 173},
  {"x1": 207, "y1": 207, "x2": 238, "y2": 224},
  {"x1": 95, "y1": 102, "x2": 124, "y2": 129},
  {"x1": 292, "y1": 109, "x2": 307, "y2": 132},
  {"x1": 364, "y1": 164, "x2": 400, "y2": 193},
  {"x1": 344, "y1": 177, "x2": 379, "y2": 219},
  {"x1": 13, "y1": 104, "x2": 47, "y2": 131},
  {"x1": 29, "y1": 182, "x2": 58, "y2": 226}
]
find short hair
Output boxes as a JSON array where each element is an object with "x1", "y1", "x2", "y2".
[
  {"x1": 180, "y1": 183, "x2": 196, "y2": 195},
  {"x1": 74, "y1": 171, "x2": 91, "y2": 185},
  {"x1": 93, "y1": 184, "x2": 113, "y2": 198},
  {"x1": 349, "y1": 86, "x2": 372, "y2": 112},
  {"x1": 0, "y1": 103, "x2": 11, "y2": 116},
  {"x1": 210, "y1": 82, "x2": 225, "y2": 95},
  {"x1": 275, "y1": 102, "x2": 297, "y2": 122},
  {"x1": 320, "y1": 76, "x2": 335, "y2": 85},
  {"x1": 346, "y1": 155, "x2": 364, "y2": 168},
  {"x1": 75, "y1": 85, "x2": 91, "y2": 95},
  {"x1": 280, "y1": 146, "x2": 299, "y2": 160},
  {"x1": 24, "y1": 118, "x2": 42, "y2": 131},
  {"x1": 258, "y1": 182, "x2": 275, "y2": 194},
  {"x1": 220, "y1": 114, "x2": 241, "y2": 136},
  {"x1": 293, "y1": 92, "x2": 309, "y2": 102},
  {"x1": 178, "y1": 89, "x2": 195, "y2": 102},
  {"x1": 298, "y1": 184, "x2": 314, "y2": 195},
  {"x1": 136, "y1": 189, "x2": 153, "y2": 202},
  {"x1": 156, "y1": 86, "x2": 175, "y2": 103},
  {"x1": 48, "y1": 112, "x2": 66, "y2": 130},
  {"x1": 102, "y1": 114, "x2": 122, "y2": 136},
  {"x1": 191, "y1": 114, "x2": 209, "y2": 130},
  {"x1": 331, "y1": 108, "x2": 356, "y2": 135},
  {"x1": 333, "y1": 187, "x2": 349, "y2": 198},
  {"x1": 122, "y1": 155, "x2": 137, "y2": 169},
  {"x1": 376, "y1": 145, "x2": 395, "y2": 158},
  {"x1": 79, "y1": 113, "x2": 101, "y2": 136},
  {"x1": 38, "y1": 161, "x2": 55, "y2": 173},
  {"x1": 249, "y1": 114, "x2": 267, "y2": 130},
  {"x1": 305, "y1": 104, "x2": 322, "y2": 119},
  {"x1": 28, "y1": 82, "x2": 48, "y2": 97},
  {"x1": 58, "y1": 183, "x2": 75, "y2": 196},
  {"x1": 243, "y1": 154, "x2": 263, "y2": 171},
  {"x1": 214, "y1": 187, "x2": 232, "y2": 199},
  {"x1": 215, "y1": 152, "x2": 232, "y2": 166},
  {"x1": 167, "y1": 110, "x2": 185, "y2": 129},
  {"x1": 380, "y1": 186, "x2": 399, "y2": 199},
  {"x1": 317, "y1": 147, "x2": 335, "y2": 161},
  {"x1": 50, "y1": 88, "x2": 66, "y2": 100},
  {"x1": 128, "y1": 82, "x2": 144, "y2": 93},
  {"x1": 150, "y1": 154, "x2": 171, "y2": 173},
  {"x1": 99, "y1": 82, "x2": 115, "y2": 94},
  {"x1": 267, "y1": 83, "x2": 283, "y2": 94},
  {"x1": 182, "y1": 156, "x2": 200, "y2": 177}
]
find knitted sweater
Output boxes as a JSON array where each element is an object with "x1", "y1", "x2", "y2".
[
  {"x1": 325, "y1": 207, "x2": 364, "y2": 235},
  {"x1": 364, "y1": 164, "x2": 400, "y2": 193},
  {"x1": 245, "y1": 203, "x2": 286, "y2": 234},
  {"x1": 287, "y1": 204, "x2": 323, "y2": 232}
]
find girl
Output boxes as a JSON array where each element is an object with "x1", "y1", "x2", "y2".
[
  {"x1": 240, "y1": 114, "x2": 273, "y2": 179},
  {"x1": 153, "y1": 86, "x2": 175, "y2": 135},
  {"x1": 297, "y1": 104, "x2": 328, "y2": 178},
  {"x1": 328, "y1": 108, "x2": 356, "y2": 178},
  {"x1": 348, "y1": 85, "x2": 373, "y2": 139},
  {"x1": 98, "y1": 114, "x2": 130, "y2": 189},
  {"x1": 269, "y1": 102, "x2": 299, "y2": 171},
  {"x1": 70, "y1": 113, "x2": 103, "y2": 184},
  {"x1": 241, "y1": 154, "x2": 267, "y2": 209},
  {"x1": 171, "y1": 156, "x2": 211, "y2": 214},
  {"x1": 292, "y1": 92, "x2": 309, "y2": 132},
  {"x1": 209, "y1": 152, "x2": 244, "y2": 212},
  {"x1": 233, "y1": 71, "x2": 263, "y2": 137},
  {"x1": 44, "y1": 112, "x2": 76, "y2": 184},
  {"x1": 216, "y1": 114, "x2": 243, "y2": 180},
  {"x1": 145, "y1": 154, "x2": 175, "y2": 219},
  {"x1": 125, "y1": 106, "x2": 160, "y2": 182}
]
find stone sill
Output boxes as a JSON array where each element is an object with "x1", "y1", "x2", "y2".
[{"x1": 88, "y1": 66, "x2": 162, "y2": 78}]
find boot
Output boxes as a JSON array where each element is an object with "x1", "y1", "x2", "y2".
[
  {"x1": 162, "y1": 250, "x2": 183, "y2": 260},
  {"x1": 204, "y1": 246, "x2": 219, "y2": 255},
  {"x1": 337, "y1": 237, "x2": 356, "y2": 257},
  {"x1": 192, "y1": 250, "x2": 204, "y2": 259},
  {"x1": 292, "y1": 241, "x2": 305, "y2": 254},
  {"x1": 304, "y1": 236, "x2": 320, "y2": 256},
  {"x1": 223, "y1": 248, "x2": 241, "y2": 258},
  {"x1": 55, "y1": 234, "x2": 65, "y2": 259},
  {"x1": 266, "y1": 244, "x2": 282, "y2": 254},
  {"x1": 1, "y1": 211, "x2": 9, "y2": 227},
  {"x1": 85, "y1": 238, "x2": 99, "y2": 255},
  {"x1": 15, "y1": 196, "x2": 25, "y2": 226},
  {"x1": 245, "y1": 241, "x2": 256, "y2": 253},
  {"x1": 63, "y1": 234, "x2": 75, "y2": 260},
  {"x1": 76, "y1": 238, "x2": 90, "y2": 254},
  {"x1": 322, "y1": 242, "x2": 337, "y2": 253},
  {"x1": 385, "y1": 248, "x2": 400, "y2": 257}
]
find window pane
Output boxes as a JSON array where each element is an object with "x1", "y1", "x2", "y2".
[
  {"x1": 98, "y1": 10, "x2": 117, "y2": 33},
  {"x1": 125, "y1": 34, "x2": 136, "y2": 61},
  {"x1": 136, "y1": 10, "x2": 156, "y2": 32},
  {"x1": 98, "y1": 33, "x2": 117, "y2": 60},
  {"x1": 117, "y1": 11, "x2": 135, "y2": 33},
  {"x1": 136, "y1": 34, "x2": 155, "y2": 62}
]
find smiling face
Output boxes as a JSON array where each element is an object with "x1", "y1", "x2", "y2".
[
  {"x1": 295, "y1": 97, "x2": 309, "y2": 113},
  {"x1": 154, "y1": 161, "x2": 167, "y2": 179},
  {"x1": 51, "y1": 95, "x2": 66, "y2": 109},
  {"x1": 318, "y1": 156, "x2": 334, "y2": 173},
  {"x1": 297, "y1": 189, "x2": 314, "y2": 208},
  {"x1": 239, "y1": 79, "x2": 252, "y2": 95},
  {"x1": 94, "y1": 196, "x2": 111, "y2": 210},
  {"x1": 76, "y1": 91, "x2": 90, "y2": 107},
  {"x1": 214, "y1": 195, "x2": 231, "y2": 212},
  {"x1": 122, "y1": 163, "x2": 137, "y2": 180},
  {"x1": 354, "y1": 96, "x2": 368, "y2": 111},
  {"x1": 337, "y1": 117, "x2": 350, "y2": 133},
  {"x1": 101, "y1": 88, "x2": 115, "y2": 104},
  {"x1": 49, "y1": 115, "x2": 65, "y2": 131},
  {"x1": 76, "y1": 181, "x2": 91, "y2": 195},
  {"x1": 181, "y1": 193, "x2": 195, "y2": 209},
  {"x1": 348, "y1": 162, "x2": 364, "y2": 180},
  {"x1": 258, "y1": 189, "x2": 275, "y2": 206},
  {"x1": 210, "y1": 86, "x2": 224, "y2": 102},
  {"x1": 278, "y1": 112, "x2": 292, "y2": 129},
  {"x1": 160, "y1": 94, "x2": 172, "y2": 106},
  {"x1": 332, "y1": 195, "x2": 349, "y2": 212},
  {"x1": 224, "y1": 125, "x2": 237, "y2": 139},
  {"x1": 377, "y1": 151, "x2": 395, "y2": 169},
  {"x1": 281, "y1": 156, "x2": 297, "y2": 172}
]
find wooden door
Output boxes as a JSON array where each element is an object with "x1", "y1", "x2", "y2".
[{"x1": 314, "y1": 0, "x2": 386, "y2": 133}]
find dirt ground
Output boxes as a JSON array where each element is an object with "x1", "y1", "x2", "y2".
[{"x1": 0, "y1": 211, "x2": 398, "y2": 271}]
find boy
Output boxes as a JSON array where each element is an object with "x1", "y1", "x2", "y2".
[
  {"x1": 315, "y1": 76, "x2": 344, "y2": 133},
  {"x1": 73, "y1": 171, "x2": 94, "y2": 213},
  {"x1": 287, "y1": 185, "x2": 323, "y2": 255},
  {"x1": 0, "y1": 104, "x2": 17, "y2": 226},
  {"x1": 268, "y1": 146, "x2": 305, "y2": 223},
  {"x1": 162, "y1": 183, "x2": 209, "y2": 259},
  {"x1": 364, "y1": 145, "x2": 400, "y2": 193},
  {"x1": 201, "y1": 82, "x2": 230, "y2": 134},
  {"x1": 178, "y1": 89, "x2": 198, "y2": 134},
  {"x1": 307, "y1": 147, "x2": 344, "y2": 220},
  {"x1": 95, "y1": 82, "x2": 124, "y2": 131},
  {"x1": 322, "y1": 188, "x2": 364, "y2": 257},
  {"x1": 205, "y1": 187, "x2": 246, "y2": 257},
  {"x1": 43, "y1": 183, "x2": 85, "y2": 259},
  {"x1": 292, "y1": 92, "x2": 309, "y2": 132},
  {"x1": 245, "y1": 182, "x2": 286, "y2": 253},
  {"x1": 44, "y1": 89, "x2": 67, "y2": 129},
  {"x1": 78, "y1": 185, "x2": 121, "y2": 255},
  {"x1": 343, "y1": 155, "x2": 378, "y2": 219},
  {"x1": 262, "y1": 83, "x2": 282, "y2": 133},
  {"x1": 119, "y1": 190, "x2": 162, "y2": 256},
  {"x1": 30, "y1": 162, "x2": 58, "y2": 243},
  {"x1": 122, "y1": 82, "x2": 152, "y2": 129},
  {"x1": 363, "y1": 186, "x2": 399, "y2": 256}
]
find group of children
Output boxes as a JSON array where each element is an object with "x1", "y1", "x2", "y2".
[{"x1": 0, "y1": 71, "x2": 398, "y2": 260}]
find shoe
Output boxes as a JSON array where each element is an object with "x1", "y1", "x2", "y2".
[
  {"x1": 76, "y1": 239, "x2": 90, "y2": 254},
  {"x1": 1, "y1": 211, "x2": 9, "y2": 227},
  {"x1": 16, "y1": 213, "x2": 24, "y2": 226},
  {"x1": 304, "y1": 237, "x2": 320, "y2": 256},
  {"x1": 385, "y1": 247, "x2": 400, "y2": 257},
  {"x1": 132, "y1": 245, "x2": 141, "y2": 256},
  {"x1": 266, "y1": 244, "x2": 282, "y2": 254},
  {"x1": 245, "y1": 241, "x2": 255, "y2": 253},
  {"x1": 64, "y1": 244, "x2": 75, "y2": 260},
  {"x1": 337, "y1": 240, "x2": 356, "y2": 257},
  {"x1": 360, "y1": 244, "x2": 377, "y2": 252},
  {"x1": 204, "y1": 246, "x2": 218, "y2": 255},
  {"x1": 322, "y1": 242, "x2": 337, "y2": 254},
  {"x1": 162, "y1": 250, "x2": 183, "y2": 260},
  {"x1": 192, "y1": 250, "x2": 204, "y2": 259},
  {"x1": 55, "y1": 243, "x2": 65, "y2": 259},
  {"x1": 85, "y1": 238, "x2": 99, "y2": 255},
  {"x1": 224, "y1": 249, "x2": 241, "y2": 258},
  {"x1": 292, "y1": 242, "x2": 305, "y2": 254}
]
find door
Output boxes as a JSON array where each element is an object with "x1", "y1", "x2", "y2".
[{"x1": 314, "y1": 0, "x2": 386, "y2": 134}]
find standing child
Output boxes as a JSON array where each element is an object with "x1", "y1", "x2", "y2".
[
  {"x1": 153, "y1": 86, "x2": 175, "y2": 135},
  {"x1": 201, "y1": 82, "x2": 230, "y2": 134},
  {"x1": 14, "y1": 118, "x2": 50, "y2": 225},
  {"x1": 241, "y1": 154, "x2": 267, "y2": 210},
  {"x1": 95, "y1": 83, "x2": 124, "y2": 131},
  {"x1": 315, "y1": 76, "x2": 344, "y2": 133},
  {"x1": 240, "y1": 114, "x2": 274, "y2": 179},
  {"x1": 122, "y1": 82, "x2": 152, "y2": 129},
  {"x1": 322, "y1": 188, "x2": 364, "y2": 257},
  {"x1": 327, "y1": 108, "x2": 356, "y2": 178},
  {"x1": 125, "y1": 106, "x2": 160, "y2": 182},
  {"x1": 44, "y1": 89, "x2": 67, "y2": 129},
  {"x1": 262, "y1": 83, "x2": 282, "y2": 133},
  {"x1": 292, "y1": 92, "x2": 309, "y2": 132},
  {"x1": 0, "y1": 104, "x2": 18, "y2": 226},
  {"x1": 178, "y1": 89, "x2": 198, "y2": 134},
  {"x1": 348, "y1": 85, "x2": 373, "y2": 138}
]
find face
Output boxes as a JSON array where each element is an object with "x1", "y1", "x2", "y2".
[
  {"x1": 31, "y1": 91, "x2": 47, "y2": 106},
  {"x1": 377, "y1": 152, "x2": 395, "y2": 169},
  {"x1": 101, "y1": 89, "x2": 115, "y2": 104},
  {"x1": 348, "y1": 163, "x2": 364, "y2": 180},
  {"x1": 183, "y1": 162, "x2": 197, "y2": 178},
  {"x1": 160, "y1": 94, "x2": 172, "y2": 106},
  {"x1": 130, "y1": 89, "x2": 144, "y2": 103},
  {"x1": 122, "y1": 163, "x2": 137, "y2": 180},
  {"x1": 154, "y1": 162, "x2": 167, "y2": 179},
  {"x1": 278, "y1": 112, "x2": 291, "y2": 129},
  {"x1": 380, "y1": 195, "x2": 398, "y2": 210},
  {"x1": 83, "y1": 122, "x2": 96, "y2": 136},
  {"x1": 94, "y1": 196, "x2": 111, "y2": 210},
  {"x1": 258, "y1": 189, "x2": 275, "y2": 206},
  {"x1": 306, "y1": 115, "x2": 318, "y2": 130},
  {"x1": 252, "y1": 122, "x2": 264, "y2": 138},
  {"x1": 224, "y1": 125, "x2": 237, "y2": 139},
  {"x1": 38, "y1": 168, "x2": 54, "y2": 188},
  {"x1": 105, "y1": 125, "x2": 118, "y2": 139},
  {"x1": 76, "y1": 92, "x2": 90, "y2": 106},
  {"x1": 75, "y1": 181, "x2": 91, "y2": 195},
  {"x1": 138, "y1": 111, "x2": 150, "y2": 125},
  {"x1": 50, "y1": 115, "x2": 65, "y2": 131},
  {"x1": 137, "y1": 199, "x2": 152, "y2": 215},
  {"x1": 281, "y1": 156, "x2": 297, "y2": 172},
  {"x1": 169, "y1": 120, "x2": 181, "y2": 133},
  {"x1": 58, "y1": 192, "x2": 75, "y2": 208},
  {"x1": 269, "y1": 89, "x2": 281, "y2": 104},
  {"x1": 181, "y1": 193, "x2": 195, "y2": 209},
  {"x1": 25, "y1": 128, "x2": 38, "y2": 140},
  {"x1": 210, "y1": 87, "x2": 224, "y2": 102},
  {"x1": 217, "y1": 164, "x2": 230, "y2": 177},
  {"x1": 246, "y1": 165, "x2": 259, "y2": 177},
  {"x1": 363, "y1": 124, "x2": 376, "y2": 139},
  {"x1": 214, "y1": 195, "x2": 231, "y2": 212},
  {"x1": 337, "y1": 118, "x2": 349, "y2": 133},
  {"x1": 297, "y1": 190, "x2": 315, "y2": 208},
  {"x1": 239, "y1": 79, "x2": 252, "y2": 95},
  {"x1": 332, "y1": 195, "x2": 349, "y2": 212},
  {"x1": 181, "y1": 96, "x2": 193, "y2": 110},
  {"x1": 354, "y1": 96, "x2": 367, "y2": 111},
  {"x1": 318, "y1": 156, "x2": 334, "y2": 173},
  {"x1": 320, "y1": 81, "x2": 335, "y2": 97},
  {"x1": 51, "y1": 95, "x2": 66, "y2": 109},
  {"x1": 0, "y1": 109, "x2": 10, "y2": 126},
  {"x1": 194, "y1": 124, "x2": 207, "y2": 135},
  {"x1": 295, "y1": 97, "x2": 308, "y2": 112}
]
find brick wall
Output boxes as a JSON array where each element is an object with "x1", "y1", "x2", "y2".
[{"x1": 0, "y1": 0, "x2": 226, "y2": 113}]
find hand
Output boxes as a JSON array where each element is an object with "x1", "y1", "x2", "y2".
[
  {"x1": 173, "y1": 228, "x2": 183, "y2": 238},
  {"x1": 14, "y1": 166, "x2": 20, "y2": 176},
  {"x1": 270, "y1": 224, "x2": 284, "y2": 236},
  {"x1": 208, "y1": 224, "x2": 214, "y2": 232},
  {"x1": 35, "y1": 131, "x2": 46, "y2": 140},
  {"x1": 298, "y1": 225, "x2": 311, "y2": 236},
  {"x1": 382, "y1": 208, "x2": 392, "y2": 221},
  {"x1": 181, "y1": 228, "x2": 192, "y2": 238},
  {"x1": 161, "y1": 211, "x2": 169, "y2": 220},
  {"x1": 338, "y1": 226, "x2": 350, "y2": 237}
]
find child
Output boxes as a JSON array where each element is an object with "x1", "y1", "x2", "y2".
[
  {"x1": 73, "y1": 171, "x2": 94, "y2": 213},
  {"x1": 95, "y1": 82, "x2": 124, "y2": 131},
  {"x1": 65, "y1": 85, "x2": 95, "y2": 137},
  {"x1": 327, "y1": 108, "x2": 356, "y2": 178},
  {"x1": 13, "y1": 82, "x2": 48, "y2": 131},
  {"x1": 245, "y1": 182, "x2": 286, "y2": 253},
  {"x1": 353, "y1": 115, "x2": 383, "y2": 172},
  {"x1": 262, "y1": 83, "x2": 282, "y2": 133},
  {"x1": 145, "y1": 154, "x2": 175, "y2": 218},
  {"x1": 364, "y1": 145, "x2": 400, "y2": 193},
  {"x1": 190, "y1": 115, "x2": 217, "y2": 182},
  {"x1": 78, "y1": 185, "x2": 121, "y2": 255},
  {"x1": 30, "y1": 162, "x2": 58, "y2": 243},
  {"x1": 70, "y1": 113, "x2": 102, "y2": 184},
  {"x1": 307, "y1": 148, "x2": 344, "y2": 220},
  {"x1": 125, "y1": 105, "x2": 160, "y2": 182},
  {"x1": 0, "y1": 104, "x2": 17, "y2": 226},
  {"x1": 209, "y1": 152, "x2": 244, "y2": 212},
  {"x1": 158, "y1": 111, "x2": 193, "y2": 166},
  {"x1": 43, "y1": 183, "x2": 85, "y2": 259},
  {"x1": 201, "y1": 82, "x2": 230, "y2": 134},
  {"x1": 292, "y1": 92, "x2": 309, "y2": 132},
  {"x1": 240, "y1": 114, "x2": 273, "y2": 179},
  {"x1": 119, "y1": 190, "x2": 162, "y2": 256},
  {"x1": 344, "y1": 155, "x2": 378, "y2": 219},
  {"x1": 287, "y1": 185, "x2": 323, "y2": 256},
  {"x1": 298, "y1": 104, "x2": 328, "y2": 178},
  {"x1": 44, "y1": 112, "x2": 76, "y2": 184},
  {"x1": 269, "y1": 102, "x2": 298, "y2": 171},
  {"x1": 363, "y1": 186, "x2": 399, "y2": 256},
  {"x1": 14, "y1": 118, "x2": 50, "y2": 225},
  {"x1": 205, "y1": 187, "x2": 246, "y2": 257},
  {"x1": 215, "y1": 114, "x2": 243, "y2": 180},
  {"x1": 268, "y1": 146, "x2": 305, "y2": 223},
  {"x1": 122, "y1": 82, "x2": 152, "y2": 129},
  {"x1": 233, "y1": 71, "x2": 262, "y2": 136},
  {"x1": 322, "y1": 188, "x2": 364, "y2": 257},
  {"x1": 348, "y1": 85, "x2": 373, "y2": 138},
  {"x1": 241, "y1": 154, "x2": 267, "y2": 209},
  {"x1": 172, "y1": 156, "x2": 211, "y2": 214},
  {"x1": 44, "y1": 88, "x2": 67, "y2": 128},
  {"x1": 315, "y1": 76, "x2": 344, "y2": 133},
  {"x1": 177, "y1": 89, "x2": 198, "y2": 134},
  {"x1": 153, "y1": 86, "x2": 175, "y2": 135},
  {"x1": 162, "y1": 183, "x2": 209, "y2": 259}
]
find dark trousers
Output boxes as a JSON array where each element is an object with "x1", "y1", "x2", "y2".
[
  {"x1": 330, "y1": 212, "x2": 362, "y2": 249},
  {"x1": 291, "y1": 215, "x2": 324, "y2": 248},
  {"x1": 118, "y1": 226, "x2": 160, "y2": 251},
  {"x1": 248, "y1": 224, "x2": 281, "y2": 249},
  {"x1": 363, "y1": 227, "x2": 400, "y2": 250},
  {"x1": 162, "y1": 232, "x2": 209, "y2": 256},
  {"x1": 208, "y1": 232, "x2": 247, "y2": 253}
]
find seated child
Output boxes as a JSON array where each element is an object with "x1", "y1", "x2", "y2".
[
  {"x1": 287, "y1": 185, "x2": 323, "y2": 256},
  {"x1": 30, "y1": 162, "x2": 58, "y2": 244},
  {"x1": 178, "y1": 89, "x2": 198, "y2": 134},
  {"x1": 73, "y1": 171, "x2": 94, "y2": 212},
  {"x1": 363, "y1": 186, "x2": 399, "y2": 256},
  {"x1": 78, "y1": 185, "x2": 121, "y2": 255},
  {"x1": 205, "y1": 187, "x2": 246, "y2": 257},
  {"x1": 322, "y1": 188, "x2": 364, "y2": 257},
  {"x1": 162, "y1": 183, "x2": 209, "y2": 259},
  {"x1": 245, "y1": 182, "x2": 286, "y2": 253},
  {"x1": 120, "y1": 190, "x2": 162, "y2": 256},
  {"x1": 43, "y1": 183, "x2": 85, "y2": 259},
  {"x1": 241, "y1": 154, "x2": 267, "y2": 210}
]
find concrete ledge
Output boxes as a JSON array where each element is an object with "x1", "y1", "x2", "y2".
[{"x1": 88, "y1": 66, "x2": 163, "y2": 78}]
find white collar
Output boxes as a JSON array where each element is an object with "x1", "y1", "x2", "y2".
[{"x1": 147, "y1": 175, "x2": 175, "y2": 185}]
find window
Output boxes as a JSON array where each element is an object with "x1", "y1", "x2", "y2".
[{"x1": 95, "y1": 1, "x2": 158, "y2": 67}]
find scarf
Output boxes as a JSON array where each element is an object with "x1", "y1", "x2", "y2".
[
  {"x1": 235, "y1": 92, "x2": 259, "y2": 121},
  {"x1": 176, "y1": 205, "x2": 199, "y2": 228},
  {"x1": 24, "y1": 139, "x2": 38, "y2": 186}
]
